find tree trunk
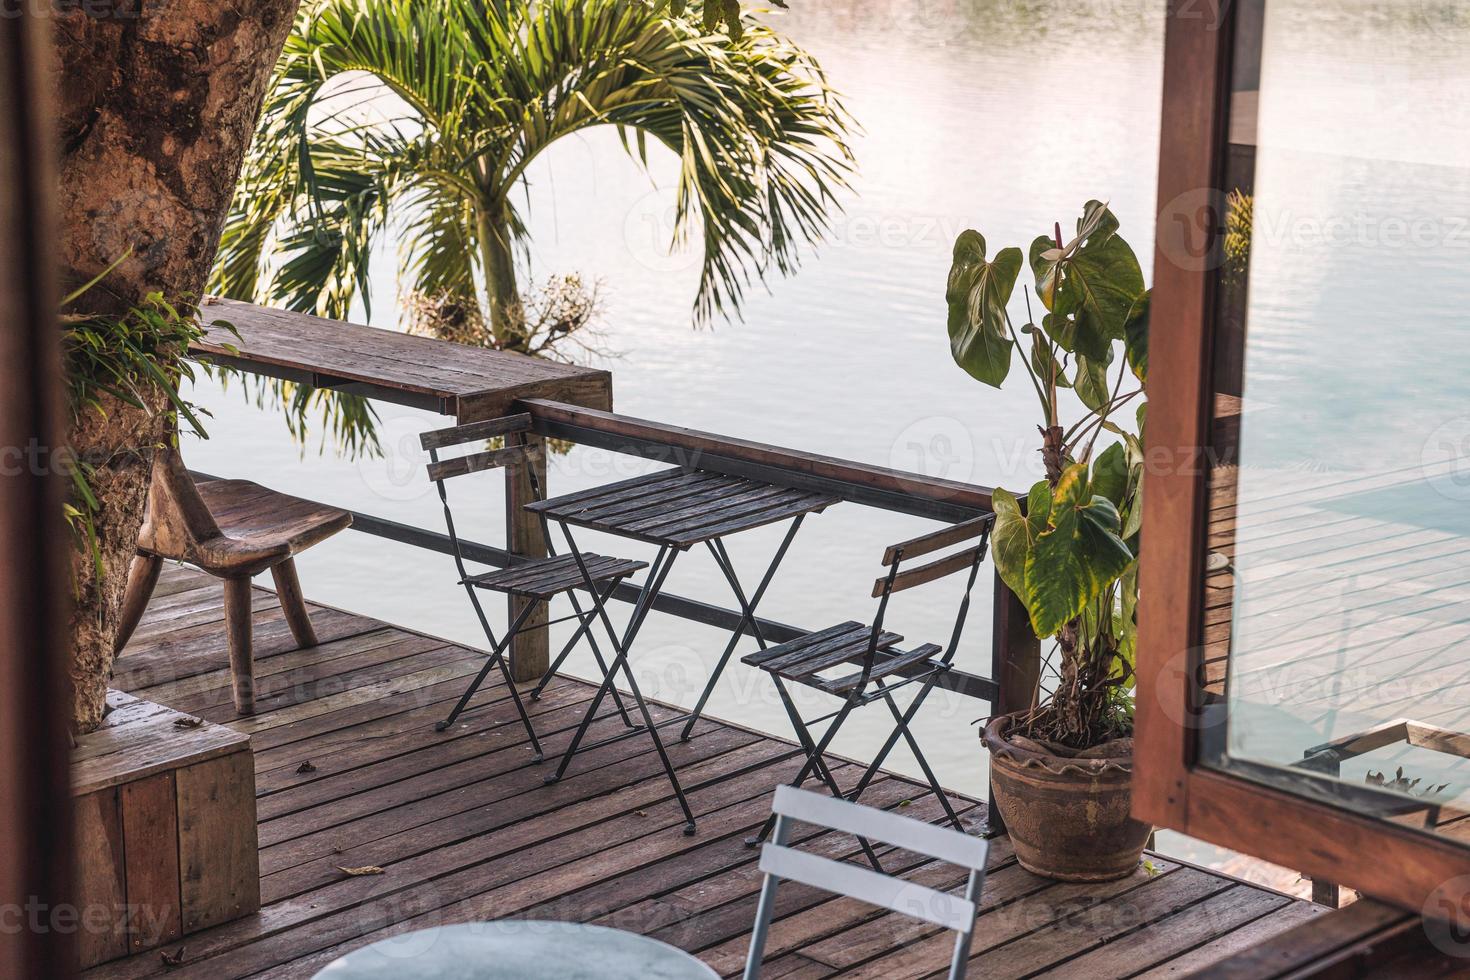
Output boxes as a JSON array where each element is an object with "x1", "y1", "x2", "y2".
[
  {"x1": 478, "y1": 207, "x2": 523, "y2": 349},
  {"x1": 54, "y1": 0, "x2": 300, "y2": 733}
]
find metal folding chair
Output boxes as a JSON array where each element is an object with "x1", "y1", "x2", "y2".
[
  {"x1": 743, "y1": 784, "x2": 988, "y2": 980},
  {"x1": 742, "y1": 515, "x2": 995, "y2": 859},
  {"x1": 421, "y1": 414, "x2": 648, "y2": 759}
]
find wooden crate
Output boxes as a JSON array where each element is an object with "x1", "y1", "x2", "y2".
[{"x1": 71, "y1": 690, "x2": 259, "y2": 969}]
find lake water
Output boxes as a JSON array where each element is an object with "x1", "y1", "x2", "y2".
[{"x1": 185, "y1": 0, "x2": 1180, "y2": 857}]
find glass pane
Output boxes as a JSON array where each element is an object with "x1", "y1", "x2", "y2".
[{"x1": 1198, "y1": 0, "x2": 1470, "y2": 844}]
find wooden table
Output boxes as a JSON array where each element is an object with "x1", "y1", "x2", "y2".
[
  {"x1": 190, "y1": 298, "x2": 615, "y2": 679},
  {"x1": 194, "y1": 298, "x2": 613, "y2": 422},
  {"x1": 534, "y1": 468, "x2": 839, "y2": 834}
]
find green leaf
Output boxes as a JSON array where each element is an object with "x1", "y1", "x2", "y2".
[
  {"x1": 1075, "y1": 200, "x2": 1119, "y2": 242},
  {"x1": 1065, "y1": 231, "x2": 1143, "y2": 353},
  {"x1": 1118, "y1": 561, "x2": 1140, "y2": 667},
  {"x1": 1029, "y1": 235, "x2": 1068, "y2": 315},
  {"x1": 1027, "y1": 327, "x2": 1071, "y2": 388},
  {"x1": 1125, "y1": 291, "x2": 1149, "y2": 382},
  {"x1": 1024, "y1": 463, "x2": 1136, "y2": 637},
  {"x1": 946, "y1": 231, "x2": 1022, "y2": 387},
  {"x1": 1091, "y1": 443, "x2": 1129, "y2": 508},
  {"x1": 1123, "y1": 477, "x2": 1143, "y2": 540},
  {"x1": 1030, "y1": 204, "x2": 1143, "y2": 362},
  {"x1": 1074, "y1": 352, "x2": 1111, "y2": 412},
  {"x1": 990, "y1": 484, "x2": 1047, "y2": 600}
]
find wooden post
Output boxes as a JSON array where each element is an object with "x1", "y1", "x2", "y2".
[
  {"x1": 506, "y1": 433, "x2": 549, "y2": 681},
  {"x1": 0, "y1": 10, "x2": 75, "y2": 979},
  {"x1": 988, "y1": 567, "x2": 1040, "y2": 835}
]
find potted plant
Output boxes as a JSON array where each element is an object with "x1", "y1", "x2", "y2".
[{"x1": 944, "y1": 201, "x2": 1151, "y2": 880}]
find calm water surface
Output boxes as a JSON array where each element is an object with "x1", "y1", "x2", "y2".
[{"x1": 186, "y1": 0, "x2": 1168, "y2": 831}]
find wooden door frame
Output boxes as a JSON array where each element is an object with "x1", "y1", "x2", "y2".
[
  {"x1": 1132, "y1": 0, "x2": 1470, "y2": 918},
  {"x1": 0, "y1": 9, "x2": 75, "y2": 979}
]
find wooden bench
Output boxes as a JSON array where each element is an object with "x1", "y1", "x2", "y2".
[{"x1": 71, "y1": 690, "x2": 259, "y2": 970}]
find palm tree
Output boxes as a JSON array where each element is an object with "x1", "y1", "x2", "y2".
[{"x1": 214, "y1": 0, "x2": 854, "y2": 361}]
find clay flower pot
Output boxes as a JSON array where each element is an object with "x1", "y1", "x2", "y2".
[{"x1": 983, "y1": 713, "x2": 1153, "y2": 881}]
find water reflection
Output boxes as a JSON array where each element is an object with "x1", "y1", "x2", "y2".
[{"x1": 1204, "y1": 0, "x2": 1470, "y2": 846}]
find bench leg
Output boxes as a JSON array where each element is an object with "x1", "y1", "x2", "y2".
[
  {"x1": 113, "y1": 554, "x2": 163, "y2": 655},
  {"x1": 271, "y1": 558, "x2": 318, "y2": 648},
  {"x1": 223, "y1": 575, "x2": 255, "y2": 715}
]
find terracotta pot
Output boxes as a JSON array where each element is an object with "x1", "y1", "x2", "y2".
[{"x1": 983, "y1": 713, "x2": 1152, "y2": 881}]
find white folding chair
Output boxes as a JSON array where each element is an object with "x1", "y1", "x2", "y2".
[{"x1": 743, "y1": 785, "x2": 988, "y2": 980}]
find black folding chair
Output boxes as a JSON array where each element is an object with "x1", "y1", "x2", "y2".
[
  {"x1": 742, "y1": 514, "x2": 995, "y2": 860},
  {"x1": 421, "y1": 414, "x2": 648, "y2": 760}
]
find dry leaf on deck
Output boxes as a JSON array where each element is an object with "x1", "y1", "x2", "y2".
[
  {"x1": 160, "y1": 946, "x2": 187, "y2": 968},
  {"x1": 337, "y1": 865, "x2": 385, "y2": 876},
  {"x1": 296, "y1": 761, "x2": 317, "y2": 774},
  {"x1": 172, "y1": 716, "x2": 204, "y2": 729}
]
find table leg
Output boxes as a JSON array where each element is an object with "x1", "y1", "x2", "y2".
[
  {"x1": 543, "y1": 544, "x2": 698, "y2": 832},
  {"x1": 678, "y1": 515, "x2": 805, "y2": 742}
]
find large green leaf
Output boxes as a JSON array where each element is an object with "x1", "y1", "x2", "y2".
[
  {"x1": 1026, "y1": 325, "x2": 1071, "y2": 388},
  {"x1": 1124, "y1": 291, "x2": 1149, "y2": 382},
  {"x1": 1028, "y1": 204, "x2": 1143, "y2": 362},
  {"x1": 990, "y1": 483, "x2": 1048, "y2": 600},
  {"x1": 1091, "y1": 442, "x2": 1129, "y2": 509},
  {"x1": 1024, "y1": 463, "x2": 1136, "y2": 637},
  {"x1": 946, "y1": 231, "x2": 1023, "y2": 387},
  {"x1": 1073, "y1": 351, "x2": 1112, "y2": 412},
  {"x1": 1029, "y1": 234, "x2": 1069, "y2": 316}
]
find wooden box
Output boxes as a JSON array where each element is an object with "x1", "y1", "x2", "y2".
[{"x1": 70, "y1": 690, "x2": 259, "y2": 969}]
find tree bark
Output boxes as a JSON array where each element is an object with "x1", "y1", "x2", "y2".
[
  {"x1": 54, "y1": 0, "x2": 300, "y2": 733},
  {"x1": 478, "y1": 207, "x2": 523, "y2": 348}
]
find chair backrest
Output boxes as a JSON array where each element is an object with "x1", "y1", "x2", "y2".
[
  {"x1": 420, "y1": 413, "x2": 549, "y2": 582},
  {"x1": 840, "y1": 514, "x2": 995, "y2": 691},
  {"x1": 743, "y1": 785, "x2": 988, "y2": 980},
  {"x1": 136, "y1": 447, "x2": 225, "y2": 561},
  {"x1": 420, "y1": 413, "x2": 541, "y2": 487},
  {"x1": 872, "y1": 514, "x2": 995, "y2": 598}
]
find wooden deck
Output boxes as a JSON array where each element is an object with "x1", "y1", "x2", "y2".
[{"x1": 85, "y1": 564, "x2": 1320, "y2": 979}]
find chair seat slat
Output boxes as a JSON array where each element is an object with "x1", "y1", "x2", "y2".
[
  {"x1": 741, "y1": 622, "x2": 864, "y2": 667},
  {"x1": 816, "y1": 644, "x2": 944, "y2": 696},
  {"x1": 463, "y1": 552, "x2": 647, "y2": 599}
]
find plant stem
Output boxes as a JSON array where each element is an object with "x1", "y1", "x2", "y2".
[
  {"x1": 1079, "y1": 361, "x2": 1131, "y2": 462},
  {"x1": 1003, "y1": 307, "x2": 1051, "y2": 420}
]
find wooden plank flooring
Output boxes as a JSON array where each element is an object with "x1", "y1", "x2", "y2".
[{"x1": 85, "y1": 565, "x2": 1319, "y2": 979}]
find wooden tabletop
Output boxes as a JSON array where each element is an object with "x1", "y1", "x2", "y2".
[
  {"x1": 530, "y1": 468, "x2": 839, "y2": 548},
  {"x1": 193, "y1": 298, "x2": 612, "y2": 422}
]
